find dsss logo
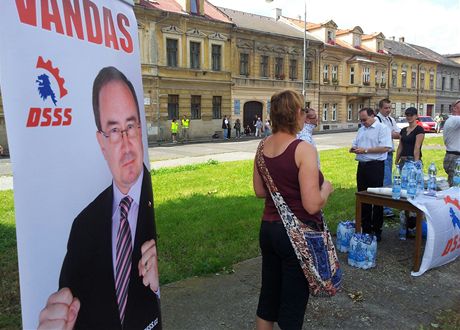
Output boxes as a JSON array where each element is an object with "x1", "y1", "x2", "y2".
[{"x1": 26, "y1": 56, "x2": 72, "y2": 127}]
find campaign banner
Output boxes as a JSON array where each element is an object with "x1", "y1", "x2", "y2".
[
  {"x1": 0, "y1": 1, "x2": 160, "y2": 328},
  {"x1": 410, "y1": 188, "x2": 460, "y2": 276}
]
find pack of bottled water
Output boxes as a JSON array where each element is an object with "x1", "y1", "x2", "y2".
[
  {"x1": 336, "y1": 221, "x2": 355, "y2": 252},
  {"x1": 348, "y1": 233, "x2": 377, "y2": 269}
]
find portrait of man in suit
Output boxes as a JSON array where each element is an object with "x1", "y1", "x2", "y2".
[{"x1": 38, "y1": 67, "x2": 161, "y2": 329}]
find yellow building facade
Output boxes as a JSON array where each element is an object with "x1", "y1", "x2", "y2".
[
  {"x1": 135, "y1": 0, "x2": 233, "y2": 141},
  {"x1": 385, "y1": 38, "x2": 437, "y2": 117}
]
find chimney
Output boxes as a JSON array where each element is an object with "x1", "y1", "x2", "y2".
[
  {"x1": 399, "y1": 36, "x2": 405, "y2": 43},
  {"x1": 275, "y1": 8, "x2": 282, "y2": 20},
  {"x1": 391, "y1": 36, "x2": 395, "y2": 41}
]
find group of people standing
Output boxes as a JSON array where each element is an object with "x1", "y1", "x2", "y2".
[
  {"x1": 253, "y1": 92, "x2": 460, "y2": 329},
  {"x1": 221, "y1": 115, "x2": 243, "y2": 139},
  {"x1": 170, "y1": 115, "x2": 190, "y2": 143}
]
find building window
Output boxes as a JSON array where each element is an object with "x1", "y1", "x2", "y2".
[
  {"x1": 190, "y1": 0, "x2": 199, "y2": 14},
  {"x1": 420, "y1": 73, "x2": 425, "y2": 89},
  {"x1": 166, "y1": 38, "x2": 178, "y2": 67},
  {"x1": 275, "y1": 57, "x2": 284, "y2": 79},
  {"x1": 260, "y1": 55, "x2": 269, "y2": 77},
  {"x1": 240, "y1": 53, "x2": 249, "y2": 76},
  {"x1": 381, "y1": 71, "x2": 386, "y2": 85},
  {"x1": 392, "y1": 69, "x2": 397, "y2": 87},
  {"x1": 458, "y1": 79, "x2": 460, "y2": 91},
  {"x1": 191, "y1": 95, "x2": 201, "y2": 119},
  {"x1": 441, "y1": 77, "x2": 446, "y2": 90},
  {"x1": 450, "y1": 77, "x2": 454, "y2": 91},
  {"x1": 289, "y1": 59, "x2": 297, "y2": 80},
  {"x1": 323, "y1": 64, "x2": 329, "y2": 82},
  {"x1": 347, "y1": 103, "x2": 353, "y2": 121},
  {"x1": 401, "y1": 70, "x2": 407, "y2": 88},
  {"x1": 358, "y1": 103, "x2": 363, "y2": 120},
  {"x1": 331, "y1": 65, "x2": 338, "y2": 82},
  {"x1": 411, "y1": 70, "x2": 416, "y2": 88},
  {"x1": 212, "y1": 96, "x2": 222, "y2": 119},
  {"x1": 327, "y1": 30, "x2": 334, "y2": 43},
  {"x1": 375, "y1": 69, "x2": 379, "y2": 85},
  {"x1": 362, "y1": 67, "x2": 370, "y2": 85},
  {"x1": 429, "y1": 73, "x2": 434, "y2": 90},
  {"x1": 332, "y1": 103, "x2": 337, "y2": 121},
  {"x1": 190, "y1": 41, "x2": 201, "y2": 69},
  {"x1": 211, "y1": 44, "x2": 221, "y2": 71},
  {"x1": 353, "y1": 34, "x2": 360, "y2": 48},
  {"x1": 377, "y1": 41, "x2": 382, "y2": 51},
  {"x1": 323, "y1": 103, "x2": 328, "y2": 121},
  {"x1": 401, "y1": 103, "x2": 406, "y2": 111},
  {"x1": 441, "y1": 104, "x2": 444, "y2": 113},
  {"x1": 167, "y1": 94, "x2": 179, "y2": 120},
  {"x1": 350, "y1": 66, "x2": 355, "y2": 84},
  {"x1": 305, "y1": 60, "x2": 312, "y2": 80}
]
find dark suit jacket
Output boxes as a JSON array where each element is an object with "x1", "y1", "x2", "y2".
[{"x1": 60, "y1": 165, "x2": 161, "y2": 329}]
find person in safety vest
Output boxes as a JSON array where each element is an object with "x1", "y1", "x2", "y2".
[
  {"x1": 181, "y1": 115, "x2": 190, "y2": 142},
  {"x1": 171, "y1": 118, "x2": 179, "y2": 143}
]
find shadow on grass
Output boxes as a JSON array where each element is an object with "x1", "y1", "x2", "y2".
[
  {"x1": 0, "y1": 222, "x2": 21, "y2": 329},
  {"x1": 155, "y1": 186, "x2": 358, "y2": 285}
]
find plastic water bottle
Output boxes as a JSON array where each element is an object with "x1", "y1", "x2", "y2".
[
  {"x1": 399, "y1": 212, "x2": 407, "y2": 240},
  {"x1": 401, "y1": 162, "x2": 409, "y2": 189},
  {"x1": 392, "y1": 165, "x2": 401, "y2": 200},
  {"x1": 414, "y1": 161, "x2": 424, "y2": 194},
  {"x1": 427, "y1": 162, "x2": 437, "y2": 195},
  {"x1": 407, "y1": 168, "x2": 417, "y2": 199},
  {"x1": 453, "y1": 159, "x2": 460, "y2": 188}
]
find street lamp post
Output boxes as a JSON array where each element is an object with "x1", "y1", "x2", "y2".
[{"x1": 266, "y1": 0, "x2": 307, "y2": 103}]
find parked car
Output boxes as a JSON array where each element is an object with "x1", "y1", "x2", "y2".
[
  {"x1": 396, "y1": 117, "x2": 409, "y2": 130},
  {"x1": 417, "y1": 116, "x2": 436, "y2": 132}
]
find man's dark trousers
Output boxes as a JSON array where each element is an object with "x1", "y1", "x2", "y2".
[{"x1": 357, "y1": 160, "x2": 385, "y2": 235}]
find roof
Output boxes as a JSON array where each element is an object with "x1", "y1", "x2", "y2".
[
  {"x1": 362, "y1": 32, "x2": 385, "y2": 41},
  {"x1": 218, "y1": 7, "x2": 318, "y2": 42},
  {"x1": 138, "y1": 0, "x2": 232, "y2": 23},
  {"x1": 409, "y1": 44, "x2": 460, "y2": 68},
  {"x1": 384, "y1": 39, "x2": 434, "y2": 62}
]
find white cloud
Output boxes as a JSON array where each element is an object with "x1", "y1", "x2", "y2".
[{"x1": 210, "y1": 0, "x2": 460, "y2": 54}]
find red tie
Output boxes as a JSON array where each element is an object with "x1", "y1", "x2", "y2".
[{"x1": 115, "y1": 196, "x2": 133, "y2": 324}]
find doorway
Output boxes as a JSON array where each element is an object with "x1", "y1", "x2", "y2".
[{"x1": 243, "y1": 101, "x2": 263, "y2": 132}]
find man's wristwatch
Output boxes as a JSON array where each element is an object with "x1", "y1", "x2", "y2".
[{"x1": 364, "y1": 149, "x2": 368, "y2": 154}]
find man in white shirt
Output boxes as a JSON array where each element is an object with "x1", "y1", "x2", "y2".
[
  {"x1": 350, "y1": 108, "x2": 392, "y2": 241},
  {"x1": 443, "y1": 99, "x2": 460, "y2": 186},
  {"x1": 376, "y1": 98, "x2": 400, "y2": 218}
]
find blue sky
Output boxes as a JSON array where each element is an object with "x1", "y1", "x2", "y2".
[{"x1": 210, "y1": 0, "x2": 460, "y2": 55}]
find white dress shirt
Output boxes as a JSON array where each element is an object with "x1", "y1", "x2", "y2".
[
  {"x1": 377, "y1": 113, "x2": 400, "y2": 151},
  {"x1": 111, "y1": 170, "x2": 143, "y2": 276},
  {"x1": 443, "y1": 115, "x2": 460, "y2": 152},
  {"x1": 352, "y1": 119, "x2": 392, "y2": 162}
]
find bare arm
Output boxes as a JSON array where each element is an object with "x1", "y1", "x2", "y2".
[
  {"x1": 296, "y1": 142, "x2": 333, "y2": 214},
  {"x1": 413, "y1": 133, "x2": 425, "y2": 161},
  {"x1": 253, "y1": 157, "x2": 266, "y2": 198}
]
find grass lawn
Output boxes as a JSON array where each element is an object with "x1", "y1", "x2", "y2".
[{"x1": 0, "y1": 138, "x2": 448, "y2": 328}]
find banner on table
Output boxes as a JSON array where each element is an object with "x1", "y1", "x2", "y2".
[
  {"x1": 410, "y1": 188, "x2": 460, "y2": 276},
  {"x1": 0, "y1": 1, "x2": 160, "y2": 328}
]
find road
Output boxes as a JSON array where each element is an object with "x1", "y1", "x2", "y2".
[{"x1": 0, "y1": 131, "x2": 441, "y2": 190}]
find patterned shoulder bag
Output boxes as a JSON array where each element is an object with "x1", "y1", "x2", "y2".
[{"x1": 256, "y1": 138, "x2": 342, "y2": 297}]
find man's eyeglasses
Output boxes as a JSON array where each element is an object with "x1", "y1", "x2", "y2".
[{"x1": 99, "y1": 123, "x2": 140, "y2": 144}]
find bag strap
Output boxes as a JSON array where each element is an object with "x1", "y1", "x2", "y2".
[{"x1": 256, "y1": 138, "x2": 327, "y2": 233}]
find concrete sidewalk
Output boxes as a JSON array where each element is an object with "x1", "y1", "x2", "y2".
[{"x1": 161, "y1": 229, "x2": 460, "y2": 329}]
